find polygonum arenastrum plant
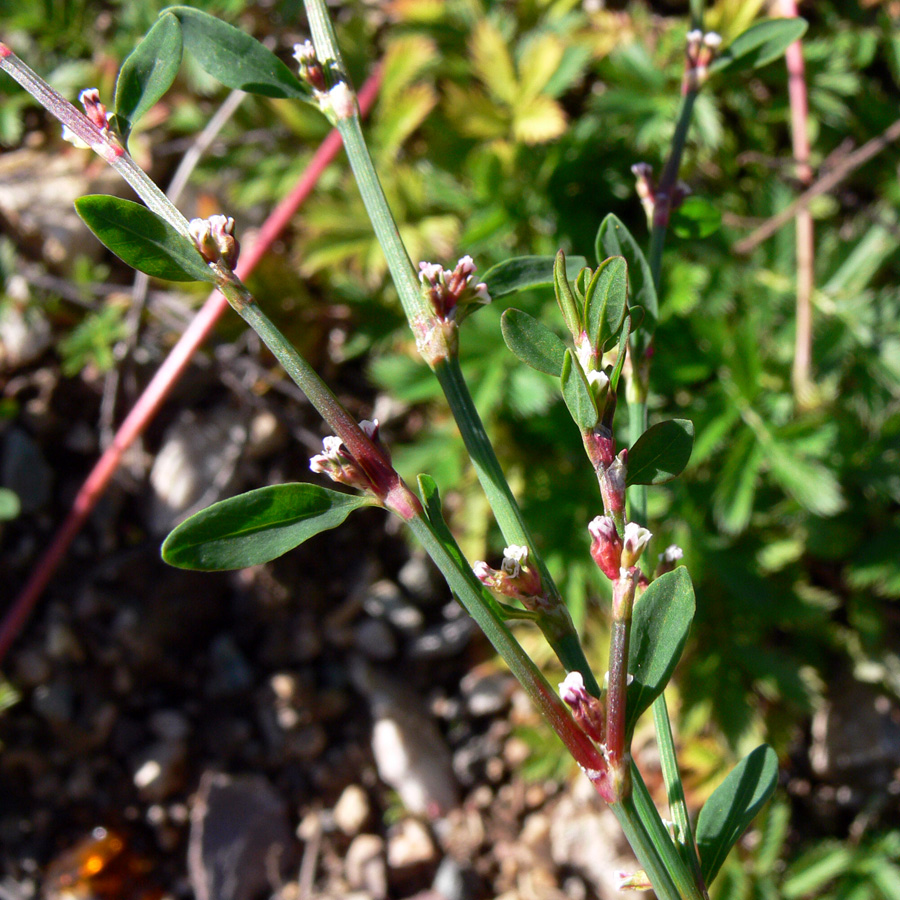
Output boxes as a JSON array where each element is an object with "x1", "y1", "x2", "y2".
[{"x1": 1, "y1": 4, "x2": 808, "y2": 895}]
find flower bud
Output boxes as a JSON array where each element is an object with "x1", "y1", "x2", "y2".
[
  {"x1": 189, "y1": 215, "x2": 240, "y2": 268},
  {"x1": 559, "y1": 671, "x2": 605, "y2": 744},
  {"x1": 588, "y1": 515, "x2": 622, "y2": 581},
  {"x1": 621, "y1": 522, "x2": 652, "y2": 568},
  {"x1": 656, "y1": 543, "x2": 683, "y2": 576},
  {"x1": 473, "y1": 545, "x2": 545, "y2": 609},
  {"x1": 600, "y1": 450, "x2": 627, "y2": 515}
]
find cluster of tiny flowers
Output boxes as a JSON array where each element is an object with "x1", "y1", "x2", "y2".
[
  {"x1": 188, "y1": 215, "x2": 240, "y2": 269},
  {"x1": 309, "y1": 420, "x2": 378, "y2": 490},
  {"x1": 473, "y1": 544, "x2": 544, "y2": 605},
  {"x1": 293, "y1": 41, "x2": 356, "y2": 120},
  {"x1": 62, "y1": 88, "x2": 113, "y2": 147},
  {"x1": 418, "y1": 256, "x2": 492, "y2": 322},
  {"x1": 685, "y1": 30, "x2": 722, "y2": 89}
]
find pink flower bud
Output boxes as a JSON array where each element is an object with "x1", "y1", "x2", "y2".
[
  {"x1": 588, "y1": 515, "x2": 622, "y2": 581},
  {"x1": 559, "y1": 671, "x2": 605, "y2": 744},
  {"x1": 601, "y1": 450, "x2": 627, "y2": 515}
]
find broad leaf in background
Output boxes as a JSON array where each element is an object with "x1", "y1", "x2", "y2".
[
  {"x1": 626, "y1": 419, "x2": 694, "y2": 486},
  {"x1": 710, "y1": 18, "x2": 808, "y2": 75},
  {"x1": 560, "y1": 350, "x2": 598, "y2": 430},
  {"x1": 165, "y1": 6, "x2": 310, "y2": 99},
  {"x1": 74, "y1": 195, "x2": 216, "y2": 283},
  {"x1": 671, "y1": 196, "x2": 722, "y2": 240},
  {"x1": 766, "y1": 440, "x2": 845, "y2": 517},
  {"x1": 483, "y1": 254, "x2": 587, "y2": 299},
  {"x1": 501, "y1": 308, "x2": 567, "y2": 377},
  {"x1": 113, "y1": 13, "x2": 183, "y2": 140},
  {"x1": 595, "y1": 214, "x2": 658, "y2": 333},
  {"x1": 626, "y1": 567, "x2": 695, "y2": 736},
  {"x1": 162, "y1": 483, "x2": 371, "y2": 570},
  {"x1": 584, "y1": 255, "x2": 627, "y2": 353},
  {"x1": 696, "y1": 744, "x2": 779, "y2": 885}
]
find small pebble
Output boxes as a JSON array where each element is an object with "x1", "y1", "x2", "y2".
[
  {"x1": 345, "y1": 834, "x2": 387, "y2": 899},
  {"x1": 354, "y1": 619, "x2": 398, "y2": 661},
  {"x1": 386, "y1": 818, "x2": 437, "y2": 869},
  {"x1": 408, "y1": 619, "x2": 474, "y2": 661},
  {"x1": 334, "y1": 784, "x2": 371, "y2": 836},
  {"x1": 363, "y1": 580, "x2": 424, "y2": 633}
]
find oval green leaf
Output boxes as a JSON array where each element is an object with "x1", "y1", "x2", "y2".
[
  {"x1": 560, "y1": 349, "x2": 598, "y2": 431},
  {"x1": 671, "y1": 196, "x2": 722, "y2": 240},
  {"x1": 584, "y1": 255, "x2": 627, "y2": 352},
  {"x1": 501, "y1": 308, "x2": 567, "y2": 376},
  {"x1": 482, "y1": 254, "x2": 587, "y2": 299},
  {"x1": 162, "y1": 482, "x2": 370, "y2": 570},
  {"x1": 167, "y1": 6, "x2": 309, "y2": 99},
  {"x1": 626, "y1": 418, "x2": 695, "y2": 486},
  {"x1": 75, "y1": 195, "x2": 215, "y2": 283},
  {"x1": 626, "y1": 566, "x2": 695, "y2": 736},
  {"x1": 710, "y1": 18, "x2": 808, "y2": 75},
  {"x1": 697, "y1": 744, "x2": 779, "y2": 885},
  {"x1": 595, "y1": 214, "x2": 658, "y2": 333},
  {"x1": 114, "y1": 13, "x2": 183, "y2": 140}
]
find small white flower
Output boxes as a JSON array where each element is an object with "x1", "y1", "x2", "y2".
[
  {"x1": 292, "y1": 40, "x2": 315, "y2": 65},
  {"x1": 473, "y1": 560, "x2": 493, "y2": 581},
  {"x1": 327, "y1": 82, "x2": 356, "y2": 119},
  {"x1": 321, "y1": 435, "x2": 344, "y2": 456},
  {"x1": 659, "y1": 544, "x2": 684, "y2": 564},
  {"x1": 559, "y1": 670, "x2": 587, "y2": 704},
  {"x1": 501, "y1": 545, "x2": 528, "y2": 577},
  {"x1": 622, "y1": 522, "x2": 652, "y2": 566},
  {"x1": 418, "y1": 261, "x2": 445, "y2": 285},
  {"x1": 587, "y1": 369, "x2": 609, "y2": 391},
  {"x1": 455, "y1": 255, "x2": 476, "y2": 278},
  {"x1": 359, "y1": 419, "x2": 379, "y2": 438},
  {"x1": 686, "y1": 29, "x2": 703, "y2": 46},
  {"x1": 703, "y1": 31, "x2": 722, "y2": 49}
]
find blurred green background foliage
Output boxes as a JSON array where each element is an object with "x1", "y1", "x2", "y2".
[{"x1": 3, "y1": 0, "x2": 900, "y2": 894}]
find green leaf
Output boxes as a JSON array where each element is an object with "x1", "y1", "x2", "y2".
[
  {"x1": 162, "y1": 482, "x2": 370, "y2": 570},
  {"x1": 609, "y1": 312, "x2": 631, "y2": 393},
  {"x1": 696, "y1": 744, "x2": 779, "y2": 885},
  {"x1": 584, "y1": 255, "x2": 627, "y2": 352},
  {"x1": 626, "y1": 419, "x2": 694, "y2": 486},
  {"x1": 114, "y1": 13, "x2": 183, "y2": 140},
  {"x1": 713, "y1": 429, "x2": 763, "y2": 535},
  {"x1": 0, "y1": 487, "x2": 21, "y2": 521},
  {"x1": 74, "y1": 195, "x2": 216, "y2": 283},
  {"x1": 671, "y1": 196, "x2": 722, "y2": 240},
  {"x1": 710, "y1": 18, "x2": 808, "y2": 75},
  {"x1": 417, "y1": 474, "x2": 473, "y2": 577},
  {"x1": 626, "y1": 567, "x2": 695, "y2": 736},
  {"x1": 501, "y1": 308, "x2": 567, "y2": 376},
  {"x1": 595, "y1": 214, "x2": 658, "y2": 333},
  {"x1": 166, "y1": 6, "x2": 309, "y2": 99},
  {"x1": 766, "y1": 442, "x2": 845, "y2": 517},
  {"x1": 482, "y1": 254, "x2": 587, "y2": 299},
  {"x1": 560, "y1": 349, "x2": 598, "y2": 430}
]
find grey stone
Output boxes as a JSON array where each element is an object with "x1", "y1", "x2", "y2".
[
  {"x1": 334, "y1": 784, "x2": 371, "y2": 836},
  {"x1": 188, "y1": 772, "x2": 294, "y2": 900},
  {"x1": 354, "y1": 618, "x2": 398, "y2": 661},
  {"x1": 408, "y1": 618, "x2": 475, "y2": 661},
  {"x1": 345, "y1": 834, "x2": 387, "y2": 899}
]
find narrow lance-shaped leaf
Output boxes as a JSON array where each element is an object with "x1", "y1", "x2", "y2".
[
  {"x1": 696, "y1": 744, "x2": 779, "y2": 885},
  {"x1": 595, "y1": 214, "x2": 658, "y2": 333},
  {"x1": 584, "y1": 255, "x2": 627, "y2": 352},
  {"x1": 166, "y1": 6, "x2": 310, "y2": 99},
  {"x1": 114, "y1": 13, "x2": 183, "y2": 140},
  {"x1": 625, "y1": 566, "x2": 695, "y2": 737},
  {"x1": 74, "y1": 195, "x2": 216, "y2": 283},
  {"x1": 626, "y1": 419, "x2": 695, "y2": 486},
  {"x1": 560, "y1": 349, "x2": 598, "y2": 431},
  {"x1": 501, "y1": 308, "x2": 567, "y2": 377},
  {"x1": 162, "y1": 482, "x2": 371, "y2": 570},
  {"x1": 710, "y1": 18, "x2": 808, "y2": 75},
  {"x1": 482, "y1": 254, "x2": 587, "y2": 299}
]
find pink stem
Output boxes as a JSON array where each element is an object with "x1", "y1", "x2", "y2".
[
  {"x1": 0, "y1": 67, "x2": 383, "y2": 664},
  {"x1": 780, "y1": 0, "x2": 815, "y2": 403}
]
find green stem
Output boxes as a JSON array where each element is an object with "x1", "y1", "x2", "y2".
[
  {"x1": 302, "y1": 0, "x2": 600, "y2": 696},
  {"x1": 628, "y1": 399, "x2": 648, "y2": 526},
  {"x1": 435, "y1": 358, "x2": 601, "y2": 696},
  {"x1": 628, "y1": 762, "x2": 707, "y2": 900},
  {"x1": 654, "y1": 692, "x2": 709, "y2": 898}
]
